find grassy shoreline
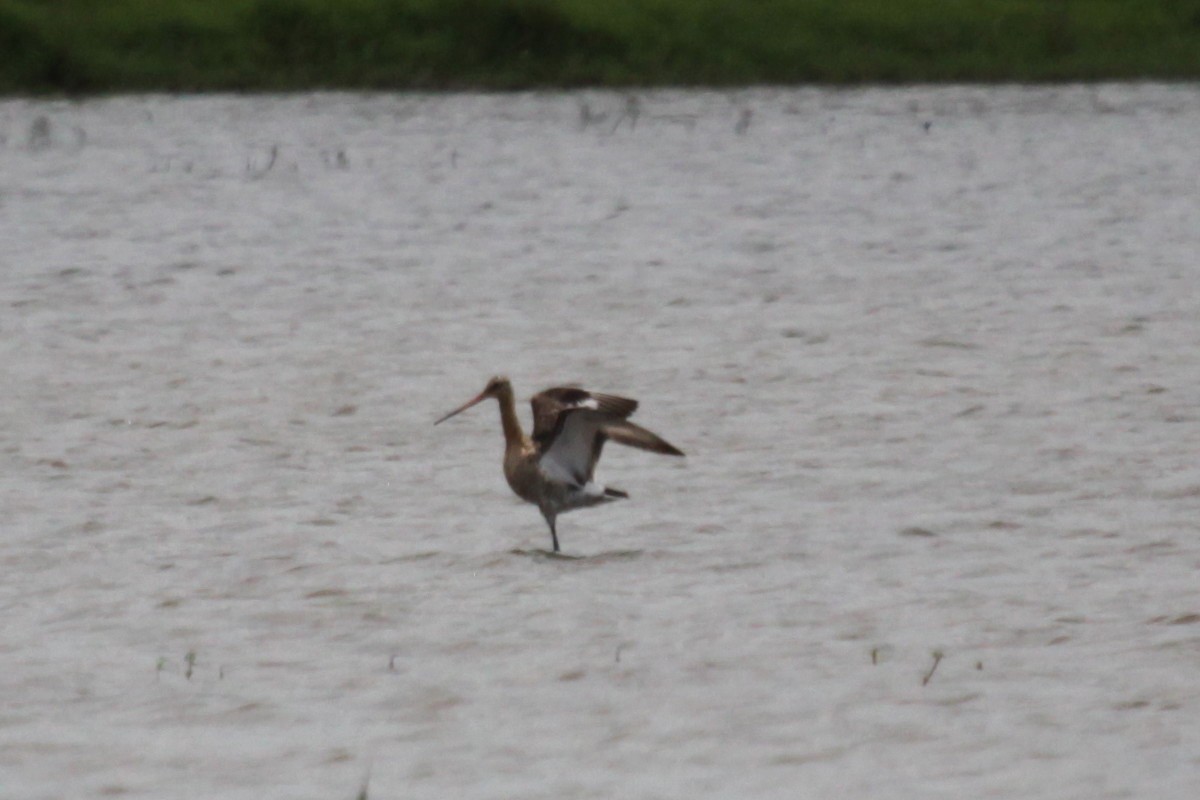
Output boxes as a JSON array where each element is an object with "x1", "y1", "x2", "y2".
[{"x1": 4, "y1": 0, "x2": 1200, "y2": 94}]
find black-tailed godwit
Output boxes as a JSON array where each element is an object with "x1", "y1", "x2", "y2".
[{"x1": 435, "y1": 377, "x2": 683, "y2": 552}]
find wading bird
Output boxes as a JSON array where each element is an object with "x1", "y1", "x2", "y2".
[{"x1": 434, "y1": 376, "x2": 684, "y2": 553}]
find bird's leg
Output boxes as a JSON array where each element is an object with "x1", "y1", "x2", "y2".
[{"x1": 539, "y1": 506, "x2": 560, "y2": 553}]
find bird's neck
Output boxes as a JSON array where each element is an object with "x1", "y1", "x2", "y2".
[{"x1": 496, "y1": 390, "x2": 528, "y2": 452}]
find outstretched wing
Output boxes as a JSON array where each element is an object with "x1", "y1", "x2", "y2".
[
  {"x1": 603, "y1": 420, "x2": 685, "y2": 456},
  {"x1": 530, "y1": 387, "x2": 637, "y2": 445},
  {"x1": 531, "y1": 387, "x2": 638, "y2": 487},
  {"x1": 538, "y1": 410, "x2": 611, "y2": 487}
]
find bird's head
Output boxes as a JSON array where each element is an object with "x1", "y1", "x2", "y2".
[
  {"x1": 434, "y1": 375, "x2": 512, "y2": 425},
  {"x1": 482, "y1": 375, "x2": 511, "y2": 398}
]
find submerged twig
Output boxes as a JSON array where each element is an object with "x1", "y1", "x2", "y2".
[
  {"x1": 610, "y1": 95, "x2": 641, "y2": 133},
  {"x1": 735, "y1": 108, "x2": 753, "y2": 134},
  {"x1": 921, "y1": 650, "x2": 944, "y2": 686}
]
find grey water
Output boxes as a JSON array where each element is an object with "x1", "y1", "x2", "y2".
[{"x1": 2, "y1": 86, "x2": 1199, "y2": 799}]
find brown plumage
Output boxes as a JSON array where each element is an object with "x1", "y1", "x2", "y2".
[{"x1": 434, "y1": 376, "x2": 684, "y2": 552}]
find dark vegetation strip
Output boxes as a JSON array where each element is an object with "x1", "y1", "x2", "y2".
[{"x1": 3, "y1": 0, "x2": 1200, "y2": 94}]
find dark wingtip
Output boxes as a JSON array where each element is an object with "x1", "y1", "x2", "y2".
[{"x1": 604, "y1": 421, "x2": 684, "y2": 457}]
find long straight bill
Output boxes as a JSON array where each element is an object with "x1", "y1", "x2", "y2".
[{"x1": 433, "y1": 392, "x2": 487, "y2": 425}]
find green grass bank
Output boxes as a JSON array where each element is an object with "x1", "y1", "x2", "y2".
[{"x1": 4, "y1": 0, "x2": 1200, "y2": 93}]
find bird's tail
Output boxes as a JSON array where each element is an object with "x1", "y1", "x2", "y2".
[
  {"x1": 604, "y1": 486, "x2": 629, "y2": 499},
  {"x1": 604, "y1": 421, "x2": 685, "y2": 457}
]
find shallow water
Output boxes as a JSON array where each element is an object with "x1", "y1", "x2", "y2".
[{"x1": 2, "y1": 85, "x2": 1199, "y2": 799}]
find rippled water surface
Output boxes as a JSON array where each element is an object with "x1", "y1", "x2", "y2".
[{"x1": 3, "y1": 86, "x2": 1199, "y2": 798}]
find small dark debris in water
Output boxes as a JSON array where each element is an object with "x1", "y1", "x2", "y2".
[
  {"x1": 578, "y1": 100, "x2": 605, "y2": 129},
  {"x1": 1145, "y1": 385, "x2": 1167, "y2": 394},
  {"x1": 923, "y1": 120, "x2": 932, "y2": 132},
  {"x1": 247, "y1": 143, "x2": 279, "y2": 177},
  {"x1": 976, "y1": 661, "x2": 983, "y2": 670},
  {"x1": 987, "y1": 520, "x2": 1021, "y2": 529},
  {"x1": 918, "y1": 337, "x2": 978, "y2": 349},
  {"x1": 921, "y1": 650, "x2": 943, "y2": 686},
  {"x1": 187, "y1": 495, "x2": 218, "y2": 506},
  {"x1": 589, "y1": 549, "x2": 643, "y2": 562},
  {"x1": 29, "y1": 115, "x2": 52, "y2": 149},
  {"x1": 1114, "y1": 699, "x2": 1151, "y2": 711},
  {"x1": 954, "y1": 404, "x2": 985, "y2": 417},
  {"x1": 216, "y1": 268, "x2": 236, "y2": 276},
  {"x1": 38, "y1": 458, "x2": 69, "y2": 469},
  {"x1": 781, "y1": 328, "x2": 829, "y2": 344},
  {"x1": 558, "y1": 670, "x2": 586, "y2": 682},
  {"x1": 610, "y1": 94, "x2": 641, "y2": 132},
  {"x1": 389, "y1": 655, "x2": 397, "y2": 671},
  {"x1": 1167, "y1": 613, "x2": 1200, "y2": 625},
  {"x1": 605, "y1": 199, "x2": 630, "y2": 219},
  {"x1": 305, "y1": 588, "x2": 347, "y2": 599},
  {"x1": 380, "y1": 551, "x2": 440, "y2": 564},
  {"x1": 333, "y1": 404, "x2": 357, "y2": 417},
  {"x1": 184, "y1": 650, "x2": 196, "y2": 680},
  {"x1": 322, "y1": 749, "x2": 353, "y2": 765},
  {"x1": 899, "y1": 526, "x2": 937, "y2": 538},
  {"x1": 735, "y1": 108, "x2": 753, "y2": 134}
]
